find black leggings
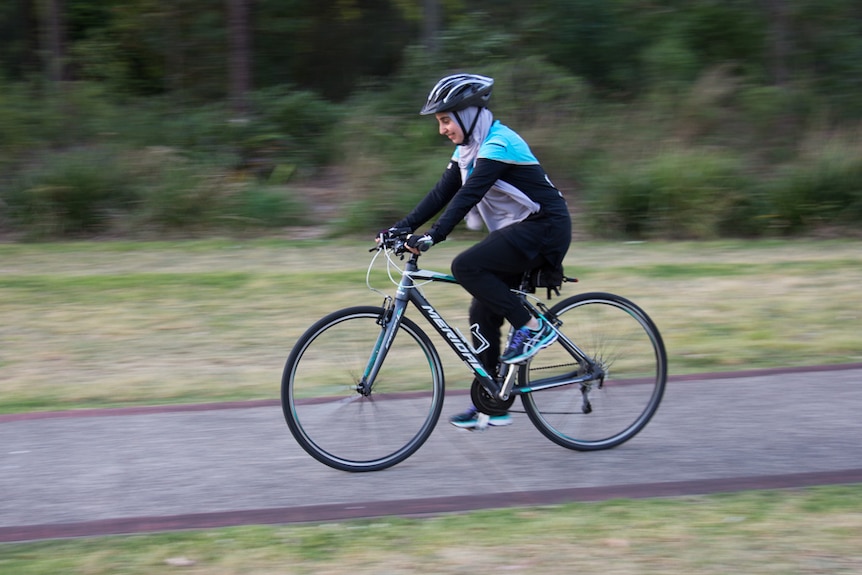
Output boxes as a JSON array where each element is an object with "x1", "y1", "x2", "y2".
[{"x1": 451, "y1": 231, "x2": 546, "y2": 371}]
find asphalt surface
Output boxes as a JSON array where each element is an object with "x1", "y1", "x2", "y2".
[{"x1": 2, "y1": 364, "x2": 861, "y2": 543}]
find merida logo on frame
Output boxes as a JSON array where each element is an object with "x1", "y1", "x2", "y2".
[{"x1": 421, "y1": 305, "x2": 487, "y2": 375}]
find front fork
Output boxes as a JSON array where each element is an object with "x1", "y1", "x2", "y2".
[{"x1": 355, "y1": 295, "x2": 402, "y2": 396}]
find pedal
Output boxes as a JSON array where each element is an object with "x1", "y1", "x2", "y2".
[{"x1": 498, "y1": 363, "x2": 519, "y2": 401}]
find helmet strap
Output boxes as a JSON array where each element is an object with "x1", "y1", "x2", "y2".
[{"x1": 453, "y1": 109, "x2": 483, "y2": 146}]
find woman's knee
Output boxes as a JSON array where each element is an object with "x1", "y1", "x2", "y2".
[{"x1": 451, "y1": 251, "x2": 477, "y2": 281}]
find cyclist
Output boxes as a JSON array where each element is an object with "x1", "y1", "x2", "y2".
[{"x1": 380, "y1": 73, "x2": 572, "y2": 429}]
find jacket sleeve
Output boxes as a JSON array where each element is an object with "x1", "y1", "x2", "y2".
[
  {"x1": 428, "y1": 157, "x2": 508, "y2": 242},
  {"x1": 394, "y1": 160, "x2": 462, "y2": 231}
]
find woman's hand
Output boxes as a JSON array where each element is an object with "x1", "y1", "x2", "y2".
[{"x1": 405, "y1": 233, "x2": 434, "y2": 254}]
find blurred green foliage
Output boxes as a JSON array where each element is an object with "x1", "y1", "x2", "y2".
[
  {"x1": 767, "y1": 135, "x2": 862, "y2": 233},
  {"x1": 1, "y1": 0, "x2": 861, "y2": 239},
  {"x1": 4, "y1": 146, "x2": 134, "y2": 235},
  {"x1": 586, "y1": 149, "x2": 751, "y2": 239}
]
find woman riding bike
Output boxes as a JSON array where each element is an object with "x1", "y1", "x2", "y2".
[{"x1": 380, "y1": 73, "x2": 572, "y2": 429}]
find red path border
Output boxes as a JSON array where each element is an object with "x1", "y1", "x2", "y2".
[{"x1": 2, "y1": 469, "x2": 861, "y2": 543}]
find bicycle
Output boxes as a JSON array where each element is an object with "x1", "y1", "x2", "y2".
[{"x1": 281, "y1": 230, "x2": 667, "y2": 472}]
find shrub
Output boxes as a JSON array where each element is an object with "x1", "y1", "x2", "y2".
[
  {"x1": 125, "y1": 148, "x2": 310, "y2": 232},
  {"x1": 121, "y1": 148, "x2": 232, "y2": 231},
  {"x1": 484, "y1": 57, "x2": 591, "y2": 126},
  {"x1": 253, "y1": 87, "x2": 343, "y2": 167},
  {"x1": 333, "y1": 150, "x2": 444, "y2": 234},
  {"x1": 768, "y1": 134, "x2": 862, "y2": 233},
  {"x1": 586, "y1": 148, "x2": 752, "y2": 239},
  {"x1": 0, "y1": 82, "x2": 37, "y2": 154},
  {"x1": 3, "y1": 146, "x2": 135, "y2": 236},
  {"x1": 227, "y1": 185, "x2": 308, "y2": 228}
]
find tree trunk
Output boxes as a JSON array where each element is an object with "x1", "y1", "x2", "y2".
[
  {"x1": 422, "y1": 0, "x2": 440, "y2": 54},
  {"x1": 163, "y1": 4, "x2": 184, "y2": 97},
  {"x1": 762, "y1": 0, "x2": 790, "y2": 86},
  {"x1": 43, "y1": 0, "x2": 64, "y2": 83},
  {"x1": 227, "y1": 0, "x2": 252, "y2": 117}
]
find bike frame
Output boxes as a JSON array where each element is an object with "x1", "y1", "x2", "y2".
[{"x1": 359, "y1": 252, "x2": 602, "y2": 401}]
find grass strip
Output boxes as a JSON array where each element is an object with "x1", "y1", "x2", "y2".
[
  {"x1": 1, "y1": 485, "x2": 860, "y2": 574},
  {"x1": 1, "y1": 238, "x2": 860, "y2": 413}
]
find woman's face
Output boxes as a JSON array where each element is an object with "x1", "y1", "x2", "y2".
[{"x1": 435, "y1": 112, "x2": 464, "y2": 145}]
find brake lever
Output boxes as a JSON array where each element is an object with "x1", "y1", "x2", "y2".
[{"x1": 369, "y1": 238, "x2": 407, "y2": 254}]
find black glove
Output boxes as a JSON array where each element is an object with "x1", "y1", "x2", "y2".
[
  {"x1": 376, "y1": 226, "x2": 411, "y2": 243},
  {"x1": 406, "y1": 233, "x2": 434, "y2": 252}
]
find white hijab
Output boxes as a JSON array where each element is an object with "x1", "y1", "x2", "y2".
[{"x1": 454, "y1": 106, "x2": 494, "y2": 181}]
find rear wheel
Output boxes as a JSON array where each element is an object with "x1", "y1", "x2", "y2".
[
  {"x1": 521, "y1": 292, "x2": 667, "y2": 451},
  {"x1": 282, "y1": 306, "x2": 444, "y2": 472}
]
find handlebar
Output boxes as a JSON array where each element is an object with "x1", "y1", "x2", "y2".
[{"x1": 371, "y1": 228, "x2": 417, "y2": 257}]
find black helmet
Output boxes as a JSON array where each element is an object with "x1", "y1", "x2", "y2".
[{"x1": 419, "y1": 73, "x2": 494, "y2": 115}]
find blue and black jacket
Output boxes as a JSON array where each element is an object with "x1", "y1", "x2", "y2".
[{"x1": 397, "y1": 120, "x2": 571, "y2": 267}]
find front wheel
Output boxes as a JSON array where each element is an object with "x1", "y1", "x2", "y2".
[
  {"x1": 282, "y1": 306, "x2": 445, "y2": 472},
  {"x1": 520, "y1": 292, "x2": 667, "y2": 451}
]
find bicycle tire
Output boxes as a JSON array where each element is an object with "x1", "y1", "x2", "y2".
[
  {"x1": 282, "y1": 306, "x2": 444, "y2": 472},
  {"x1": 520, "y1": 292, "x2": 667, "y2": 451}
]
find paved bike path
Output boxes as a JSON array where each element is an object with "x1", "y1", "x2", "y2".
[{"x1": 2, "y1": 365, "x2": 861, "y2": 542}]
